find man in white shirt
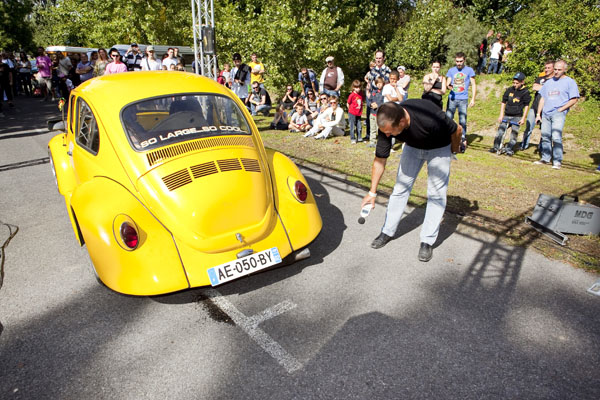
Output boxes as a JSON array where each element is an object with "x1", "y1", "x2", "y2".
[
  {"x1": 141, "y1": 46, "x2": 162, "y2": 71},
  {"x1": 487, "y1": 38, "x2": 504, "y2": 74}
]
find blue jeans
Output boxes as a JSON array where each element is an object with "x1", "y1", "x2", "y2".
[
  {"x1": 323, "y1": 88, "x2": 339, "y2": 98},
  {"x1": 493, "y1": 115, "x2": 521, "y2": 152},
  {"x1": 521, "y1": 108, "x2": 536, "y2": 149},
  {"x1": 487, "y1": 58, "x2": 499, "y2": 74},
  {"x1": 477, "y1": 55, "x2": 487, "y2": 74},
  {"x1": 539, "y1": 111, "x2": 567, "y2": 165},
  {"x1": 251, "y1": 103, "x2": 271, "y2": 116},
  {"x1": 446, "y1": 98, "x2": 468, "y2": 141},
  {"x1": 382, "y1": 144, "x2": 451, "y2": 245},
  {"x1": 348, "y1": 114, "x2": 362, "y2": 141}
]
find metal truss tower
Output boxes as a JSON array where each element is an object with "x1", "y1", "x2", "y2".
[{"x1": 191, "y1": 0, "x2": 217, "y2": 79}]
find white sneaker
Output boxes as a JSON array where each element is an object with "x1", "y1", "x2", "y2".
[
  {"x1": 351, "y1": 140, "x2": 356, "y2": 144},
  {"x1": 552, "y1": 163, "x2": 561, "y2": 170},
  {"x1": 303, "y1": 131, "x2": 314, "y2": 137}
]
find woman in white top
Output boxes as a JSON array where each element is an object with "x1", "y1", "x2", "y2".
[
  {"x1": 18, "y1": 52, "x2": 32, "y2": 96},
  {"x1": 304, "y1": 96, "x2": 345, "y2": 139}
]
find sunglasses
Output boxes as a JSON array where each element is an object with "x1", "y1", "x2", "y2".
[
  {"x1": 111, "y1": 54, "x2": 119, "y2": 58},
  {"x1": 329, "y1": 101, "x2": 337, "y2": 105}
]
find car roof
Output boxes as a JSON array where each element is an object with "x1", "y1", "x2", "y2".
[{"x1": 75, "y1": 71, "x2": 230, "y2": 114}]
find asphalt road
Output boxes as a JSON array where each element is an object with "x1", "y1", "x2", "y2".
[{"x1": 1, "y1": 97, "x2": 599, "y2": 399}]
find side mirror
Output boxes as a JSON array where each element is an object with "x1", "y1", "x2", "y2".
[{"x1": 48, "y1": 118, "x2": 65, "y2": 132}]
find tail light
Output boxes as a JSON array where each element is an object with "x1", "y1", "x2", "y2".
[
  {"x1": 120, "y1": 222, "x2": 139, "y2": 249},
  {"x1": 294, "y1": 180, "x2": 308, "y2": 203}
]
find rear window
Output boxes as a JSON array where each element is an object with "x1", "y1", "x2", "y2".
[{"x1": 121, "y1": 94, "x2": 251, "y2": 151}]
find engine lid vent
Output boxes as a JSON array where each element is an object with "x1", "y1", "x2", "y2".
[
  {"x1": 147, "y1": 136, "x2": 254, "y2": 167},
  {"x1": 217, "y1": 158, "x2": 242, "y2": 172},
  {"x1": 162, "y1": 169, "x2": 192, "y2": 191},
  {"x1": 241, "y1": 158, "x2": 261, "y2": 172},
  {"x1": 190, "y1": 161, "x2": 218, "y2": 179}
]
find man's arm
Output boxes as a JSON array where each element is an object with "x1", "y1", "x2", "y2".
[
  {"x1": 469, "y1": 77, "x2": 476, "y2": 107},
  {"x1": 536, "y1": 97, "x2": 545, "y2": 123},
  {"x1": 558, "y1": 97, "x2": 578, "y2": 113},
  {"x1": 450, "y1": 125, "x2": 464, "y2": 153},
  {"x1": 336, "y1": 68, "x2": 344, "y2": 91},
  {"x1": 497, "y1": 102, "x2": 506, "y2": 123},
  {"x1": 361, "y1": 157, "x2": 387, "y2": 209},
  {"x1": 519, "y1": 106, "x2": 529, "y2": 125}
]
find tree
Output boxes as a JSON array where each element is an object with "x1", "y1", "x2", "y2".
[
  {"x1": 0, "y1": 0, "x2": 34, "y2": 51},
  {"x1": 508, "y1": 0, "x2": 600, "y2": 97}
]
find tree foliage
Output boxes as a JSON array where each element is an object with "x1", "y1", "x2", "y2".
[
  {"x1": 508, "y1": 0, "x2": 600, "y2": 97},
  {"x1": 0, "y1": 0, "x2": 34, "y2": 51},
  {"x1": 21, "y1": 0, "x2": 600, "y2": 99}
]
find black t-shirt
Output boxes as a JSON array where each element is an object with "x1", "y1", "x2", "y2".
[
  {"x1": 282, "y1": 90, "x2": 299, "y2": 105},
  {"x1": 531, "y1": 75, "x2": 549, "y2": 112},
  {"x1": 375, "y1": 99, "x2": 458, "y2": 158},
  {"x1": 256, "y1": 88, "x2": 272, "y2": 105},
  {"x1": 502, "y1": 86, "x2": 532, "y2": 117}
]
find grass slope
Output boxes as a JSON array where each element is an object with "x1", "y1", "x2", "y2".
[{"x1": 255, "y1": 74, "x2": 600, "y2": 272}]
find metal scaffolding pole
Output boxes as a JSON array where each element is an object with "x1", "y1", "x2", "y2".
[{"x1": 191, "y1": 0, "x2": 217, "y2": 79}]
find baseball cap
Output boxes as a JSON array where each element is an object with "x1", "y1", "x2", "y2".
[
  {"x1": 131, "y1": 43, "x2": 138, "y2": 47},
  {"x1": 513, "y1": 72, "x2": 526, "y2": 81},
  {"x1": 146, "y1": 45, "x2": 154, "y2": 52},
  {"x1": 232, "y1": 53, "x2": 242, "y2": 61},
  {"x1": 326, "y1": 56, "x2": 334, "y2": 62}
]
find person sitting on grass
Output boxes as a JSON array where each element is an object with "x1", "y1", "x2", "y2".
[
  {"x1": 281, "y1": 84, "x2": 300, "y2": 109},
  {"x1": 289, "y1": 104, "x2": 311, "y2": 132},
  {"x1": 249, "y1": 82, "x2": 272, "y2": 116},
  {"x1": 304, "y1": 96, "x2": 345, "y2": 139},
  {"x1": 270, "y1": 104, "x2": 289, "y2": 130}
]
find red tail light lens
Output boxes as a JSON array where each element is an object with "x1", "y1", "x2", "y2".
[
  {"x1": 120, "y1": 222, "x2": 139, "y2": 249},
  {"x1": 294, "y1": 180, "x2": 308, "y2": 202}
]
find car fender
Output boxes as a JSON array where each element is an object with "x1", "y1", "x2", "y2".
[
  {"x1": 48, "y1": 133, "x2": 76, "y2": 196},
  {"x1": 70, "y1": 177, "x2": 189, "y2": 295},
  {"x1": 265, "y1": 149, "x2": 322, "y2": 251}
]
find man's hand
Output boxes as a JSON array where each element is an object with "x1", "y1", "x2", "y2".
[
  {"x1": 518, "y1": 117, "x2": 525, "y2": 125},
  {"x1": 469, "y1": 98, "x2": 475, "y2": 108},
  {"x1": 361, "y1": 194, "x2": 376, "y2": 210},
  {"x1": 497, "y1": 116, "x2": 503, "y2": 124}
]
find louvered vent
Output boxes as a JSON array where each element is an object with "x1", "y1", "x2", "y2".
[
  {"x1": 146, "y1": 136, "x2": 254, "y2": 166},
  {"x1": 217, "y1": 158, "x2": 242, "y2": 172},
  {"x1": 162, "y1": 169, "x2": 192, "y2": 191},
  {"x1": 190, "y1": 161, "x2": 218, "y2": 179},
  {"x1": 241, "y1": 158, "x2": 261, "y2": 172}
]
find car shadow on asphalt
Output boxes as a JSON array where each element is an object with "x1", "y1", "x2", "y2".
[{"x1": 152, "y1": 175, "x2": 345, "y2": 304}]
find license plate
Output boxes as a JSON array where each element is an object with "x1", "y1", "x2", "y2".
[{"x1": 207, "y1": 247, "x2": 282, "y2": 286}]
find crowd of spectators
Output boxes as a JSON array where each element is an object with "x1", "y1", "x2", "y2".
[
  {"x1": 0, "y1": 44, "x2": 188, "y2": 113},
  {"x1": 0, "y1": 41, "x2": 581, "y2": 171}
]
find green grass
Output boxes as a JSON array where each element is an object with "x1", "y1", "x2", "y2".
[{"x1": 255, "y1": 73, "x2": 600, "y2": 272}]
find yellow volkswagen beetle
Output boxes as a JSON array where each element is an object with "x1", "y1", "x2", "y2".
[{"x1": 48, "y1": 71, "x2": 322, "y2": 295}]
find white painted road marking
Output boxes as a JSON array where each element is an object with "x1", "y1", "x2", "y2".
[{"x1": 203, "y1": 288, "x2": 302, "y2": 373}]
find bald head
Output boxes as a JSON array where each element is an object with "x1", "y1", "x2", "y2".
[{"x1": 554, "y1": 60, "x2": 568, "y2": 79}]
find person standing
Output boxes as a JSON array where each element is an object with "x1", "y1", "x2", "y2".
[
  {"x1": 397, "y1": 66, "x2": 410, "y2": 101},
  {"x1": 487, "y1": 38, "x2": 503, "y2": 74},
  {"x1": 362, "y1": 100, "x2": 462, "y2": 262},
  {"x1": 477, "y1": 30, "x2": 493, "y2": 74},
  {"x1": 298, "y1": 67, "x2": 318, "y2": 96},
  {"x1": 534, "y1": 60, "x2": 579, "y2": 170},
  {"x1": 93, "y1": 48, "x2": 110, "y2": 77},
  {"x1": 124, "y1": 43, "x2": 143, "y2": 71},
  {"x1": 104, "y1": 48, "x2": 127, "y2": 75},
  {"x1": 421, "y1": 61, "x2": 447, "y2": 109},
  {"x1": 18, "y1": 52, "x2": 32, "y2": 96},
  {"x1": 446, "y1": 52, "x2": 476, "y2": 151},
  {"x1": 347, "y1": 80, "x2": 364, "y2": 144},
  {"x1": 490, "y1": 72, "x2": 531, "y2": 156},
  {"x1": 162, "y1": 48, "x2": 178, "y2": 70},
  {"x1": 141, "y1": 46, "x2": 162, "y2": 71},
  {"x1": 231, "y1": 52, "x2": 251, "y2": 107},
  {"x1": 35, "y1": 47, "x2": 52, "y2": 101},
  {"x1": 521, "y1": 61, "x2": 554, "y2": 150},
  {"x1": 319, "y1": 56, "x2": 344, "y2": 98},
  {"x1": 76, "y1": 53, "x2": 94, "y2": 84},
  {"x1": 248, "y1": 53, "x2": 265, "y2": 88},
  {"x1": 365, "y1": 51, "x2": 392, "y2": 142}
]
